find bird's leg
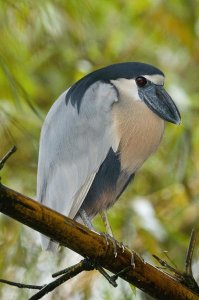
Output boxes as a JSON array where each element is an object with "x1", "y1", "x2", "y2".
[
  {"x1": 100, "y1": 210, "x2": 117, "y2": 256},
  {"x1": 79, "y1": 209, "x2": 96, "y2": 231},
  {"x1": 100, "y1": 210, "x2": 113, "y2": 236},
  {"x1": 76, "y1": 209, "x2": 133, "y2": 286},
  {"x1": 79, "y1": 209, "x2": 116, "y2": 251},
  {"x1": 100, "y1": 210, "x2": 126, "y2": 257},
  {"x1": 78, "y1": 209, "x2": 118, "y2": 286},
  {"x1": 100, "y1": 210, "x2": 135, "y2": 274}
]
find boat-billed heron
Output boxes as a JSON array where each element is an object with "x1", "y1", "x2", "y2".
[{"x1": 37, "y1": 62, "x2": 181, "y2": 251}]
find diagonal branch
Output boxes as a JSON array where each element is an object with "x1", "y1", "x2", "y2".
[
  {"x1": 0, "y1": 183, "x2": 198, "y2": 300},
  {"x1": 185, "y1": 228, "x2": 197, "y2": 277},
  {"x1": 29, "y1": 259, "x2": 94, "y2": 300},
  {"x1": 0, "y1": 146, "x2": 17, "y2": 170},
  {"x1": 0, "y1": 279, "x2": 43, "y2": 290}
]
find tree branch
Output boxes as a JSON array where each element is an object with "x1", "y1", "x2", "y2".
[
  {"x1": 0, "y1": 146, "x2": 17, "y2": 170},
  {"x1": 0, "y1": 279, "x2": 43, "y2": 290},
  {"x1": 0, "y1": 183, "x2": 198, "y2": 300}
]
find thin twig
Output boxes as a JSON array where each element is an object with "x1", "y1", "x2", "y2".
[
  {"x1": 182, "y1": 229, "x2": 199, "y2": 293},
  {"x1": 52, "y1": 264, "x2": 81, "y2": 278},
  {"x1": 29, "y1": 259, "x2": 92, "y2": 300},
  {"x1": 0, "y1": 279, "x2": 43, "y2": 290},
  {"x1": 110, "y1": 266, "x2": 131, "y2": 282},
  {"x1": 153, "y1": 229, "x2": 199, "y2": 294},
  {"x1": 96, "y1": 265, "x2": 117, "y2": 287},
  {"x1": 0, "y1": 258, "x2": 119, "y2": 299},
  {"x1": 152, "y1": 255, "x2": 183, "y2": 279},
  {"x1": 185, "y1": 228, "x2": 197, "y2": 276},
  {"x1": 52, "y1": 258, "x2": 95, "y2": 278},
  {"x1": 52, "y1": 258, "x2": 118, "y2": 287},
  {"x1": 0, "y1": 146, "x2": 17, "y2": 170},
  {"x1": 163, "y1": 250, "x2": 178, "y2": 269}
]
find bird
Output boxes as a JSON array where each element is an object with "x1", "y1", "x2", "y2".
[{"x1": 37, "y1": 62, "x2": 181, "y2": 251}]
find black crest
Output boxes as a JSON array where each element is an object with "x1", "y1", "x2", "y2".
[{"x1": 65, "y1": 62, "x2": 164, "y2": 110}]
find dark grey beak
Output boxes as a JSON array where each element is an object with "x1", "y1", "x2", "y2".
[{"x1": 139, "y1": 84, "x2": 181, "y2": 124}]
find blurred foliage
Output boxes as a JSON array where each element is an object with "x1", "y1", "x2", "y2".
[{"x1": 0, "y1": 0, "x2": 199, "y2": 299}]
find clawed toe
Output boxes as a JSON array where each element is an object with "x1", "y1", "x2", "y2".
[{"x1": 100, "y1": 233, "x2": 119, "y2": 257}]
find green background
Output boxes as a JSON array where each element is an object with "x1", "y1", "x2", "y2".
[{"x1": 0, "y1": 1, "x2": 198, "y2": 299}]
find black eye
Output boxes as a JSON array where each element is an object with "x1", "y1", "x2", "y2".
[{"x1": 135, "y1": 76, "x2": 147, "y2": 88}]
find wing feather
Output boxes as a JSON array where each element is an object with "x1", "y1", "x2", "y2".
[
  {"x1": 37, "y1": 81, "x2": 118, "y2": 250},
  {"x1": 69, "y1": 172, "x2": 96, "y2": 219}
]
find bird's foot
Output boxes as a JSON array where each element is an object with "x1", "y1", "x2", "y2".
[
  {"x1": 100, "y1": 233, "x2": 135, "y2": 267},
  {"x1": 100, "y1": 232, "x2": 126, "y2": 258}
]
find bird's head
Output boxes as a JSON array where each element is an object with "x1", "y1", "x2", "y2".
[
  {"x1": 66, "y1": 62, "x2": 181, "y2": 125},
  {"x1": 109, "y1": 63, "x2": 181, "y2": 125},
  {"x1": 137, "y1": 75, "x2": 181, "y2": 124}
]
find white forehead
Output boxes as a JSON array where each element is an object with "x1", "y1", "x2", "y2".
[{"x1": 144, "y1": 74, "x2": 165, "y2": 85}]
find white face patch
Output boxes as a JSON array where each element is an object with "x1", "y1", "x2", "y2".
[
  {"x1": 144, "y1": 74, "x2": 165, "y2": 86},
  {"x1": 111, "y1": 74, "x2": 165, "y2": 103},
  {"x1": 111, "y1": 78, "x2": 140, "y2": 101}
]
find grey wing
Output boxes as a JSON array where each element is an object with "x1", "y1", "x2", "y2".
[{"x1": 37, "y1": 81, "x2": 118, "y2": 250}]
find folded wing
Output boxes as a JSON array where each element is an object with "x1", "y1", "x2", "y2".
[{"x1": 37, "y1": 81, "x2": 118, "y2": 250}]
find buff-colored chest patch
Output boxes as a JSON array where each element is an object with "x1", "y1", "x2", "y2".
[{"x1": 112, "y1": 95, "x2": 164, "y2": 173}]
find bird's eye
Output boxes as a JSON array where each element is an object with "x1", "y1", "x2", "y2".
[{"x1": 135, "y1": 76, "x2": 147, "y2": 88}]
